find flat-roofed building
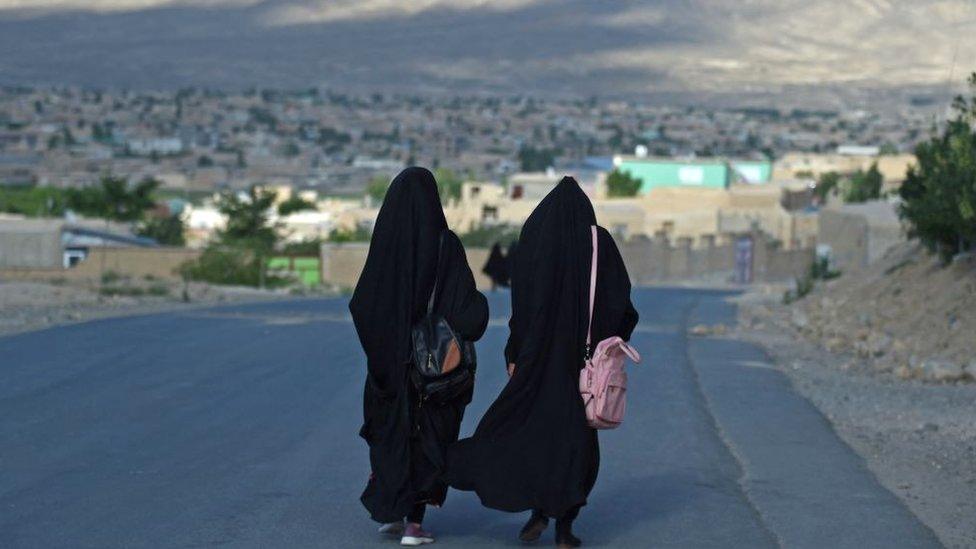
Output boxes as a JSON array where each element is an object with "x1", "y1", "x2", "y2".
[{"x1": 613, "y1": 155, "x2": 773, "y2": 193}]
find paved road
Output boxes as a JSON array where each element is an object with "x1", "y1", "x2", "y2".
[{"x1": 0, "y1": 289, "x2": 941, "y2": 548}]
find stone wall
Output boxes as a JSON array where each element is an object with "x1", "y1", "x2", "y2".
[
  {"x1": 0, "y1": 247, "x2": 201, "y2": 282},
  {"x1": 818, "y1": 201, "x2": 904, "y2": 272},
  {"x1": 0, "y1": 227, "x2": 62, "y2": 268},
  {"x1": 320, "y1": 242, "x2": 495, "y2": 291},
  {"x1": 321, "y1": 233, "x2": 814, "y2": 289}
]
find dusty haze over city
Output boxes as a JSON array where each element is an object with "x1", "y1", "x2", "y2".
[{"x1": 1, "y1": 0, "x2": 974, "y2": 107}]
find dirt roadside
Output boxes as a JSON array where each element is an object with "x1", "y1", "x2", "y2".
[
  {"x1": 0, "y1": 280, "x2": 326, "y2": 337},
  {"x1": 725, "y1": 285, "x2": 976, "y2": 549}
]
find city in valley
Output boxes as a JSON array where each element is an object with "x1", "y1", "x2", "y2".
[{"x1": 1, "y1": 3, "x2": 975, "y2": 548}]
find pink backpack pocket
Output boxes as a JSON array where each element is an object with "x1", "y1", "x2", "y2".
[
  {"x1": 579, "y1": 337, "x2": 640, "y2": 429},
  {"x1": 578, "y1": 226, "x2": 642, "y2": 430}
]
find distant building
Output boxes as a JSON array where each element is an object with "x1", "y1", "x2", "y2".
[
  {"x1": 0, "y1": 216, "x2": 157, "y2": 269},
  {"x1": 773, "y1": 152, "x2": 915, "y2": 183},
  {"x1": 126, "y1": 137, "x2": 184, "y2": 156},
  {"x1": 613, "y1": 156, "x2": 772, "y2": 193}
]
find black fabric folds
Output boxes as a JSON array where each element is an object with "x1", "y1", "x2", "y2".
[
  {"x1": 350, "y1": 167, "x2": 489, "y2": 523},
  {"x1": 448, "y1": 176, "x2": 638, "y2": 518}
]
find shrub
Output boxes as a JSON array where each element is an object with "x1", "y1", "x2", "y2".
[
  {"x1": 843, "y1": 162, "x2": 883, "y2": 203},
  {"x1": 898, "y1": 72, "x2": 976, "y2": 262},
  {"x1": 605, "y1": 169, "x2": 642, "y2": 197},
  {"x1": 180, "y1": 246, "x2": 277, "y2": 287}
]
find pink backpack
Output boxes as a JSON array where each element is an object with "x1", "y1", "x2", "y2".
[{"x1": 579, "y1": 225, "x2": 641, "y2": 429}]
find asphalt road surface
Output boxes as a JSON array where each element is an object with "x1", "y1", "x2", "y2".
[{"x1": 0, "y1": 289, "x2": 942, "y2": 548}]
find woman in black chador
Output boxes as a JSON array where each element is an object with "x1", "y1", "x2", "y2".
[
  {"x1": 350, "y1": 167, "x2": 488, "y2": 545},
  {"x1": 481, "y1": 242, "x2": 509, "y2": 289},
  {"x1": 449, "y1": 177, "x2": 638, "y2": 548}
]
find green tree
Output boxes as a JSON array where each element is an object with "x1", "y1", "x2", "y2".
[
  {"x1": 814, "y1": 171, "x2": 840, "y2": 202},
  {"x1": 217, "y1": 186, "x2": 279, "y2": 251},
  {"x1": 64, "y1": 175, "x2": 158, "y2": 221},
  {"x1": 184, "y1": 186, "x2": 282, "y2": 288},
  {"x1": 517, "y1": 145, "x2": 556, "y2": 171},
  {"x1": 366, "y1": 175, "x2": 390, "y2": 202},
  {"x1": 138, "y1": 215, "x2": 186, "y2": 246},
  {"x1": 434, "y1": 168, "x2": 464, "y2": 201},
  {"x1": 277, "y1": 195, "x2": 317, "y2": 216},
  {"x1": 605, "y1": 169, "x2": 642, "y2": 197},
  {"x1": 898, "y1": 72, "x2": 976, "y2": 261},
  {"x1": 844, "y1": 162, "x2": 883, "y2": 203}
]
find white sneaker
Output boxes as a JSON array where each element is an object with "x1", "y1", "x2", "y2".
[
  {"x1": 378, "y1": 521, "x2": 404, "y2": 536},
  {"x1": 401, "y1": 523, "x2": 434, "y2": 546}
]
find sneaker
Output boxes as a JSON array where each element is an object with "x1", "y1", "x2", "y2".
[
  {"x1": 378, "y1": 521, "x2": 404, "y2": 536},
  {"x1": 401, "y1": 523, "x2": 434, "y2": 546}
]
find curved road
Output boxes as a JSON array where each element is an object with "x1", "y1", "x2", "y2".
[{"x1": 0, "y1": 289, "x2": 941, "y2": 548}]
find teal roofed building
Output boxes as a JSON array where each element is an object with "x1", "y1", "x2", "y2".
[{"x1": 613, "y1": 155, "x2": 772, "y2": 194}]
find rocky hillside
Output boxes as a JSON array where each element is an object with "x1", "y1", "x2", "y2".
[
  {"x1": 786, "y1": 242, "x2": 976, "y2": 383},
  {"x1": 1, "y1": 0, "x2": 973, "y2": 103}
]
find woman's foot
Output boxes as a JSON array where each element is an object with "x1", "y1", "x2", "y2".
[
  {"x1": 519, "y1": 511, "x2": 549, "y2": 542},
  {"x1": 401, "y1": 523, "x2": 434, "y2": 546},
  {"x1": 554, "y1": 531, "x2": 582, "y2": 548},
  {"x1": 378, "y1": 521, "x2": 404, "y2": 536}
]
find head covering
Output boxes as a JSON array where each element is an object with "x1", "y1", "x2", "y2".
[
  {"x1": 350, "y1": 167, "x2": 489, "y2": 524},
  {"x1": 349, "y1": 167, "x2": 446, "y2": 393},
  {"x1": 449, "y1": 177, "x2": 638, "y2": 518}
]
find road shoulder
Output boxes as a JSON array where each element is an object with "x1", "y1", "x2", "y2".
[{"x1": 731, "y1": 289, "x2": 976, "y2": 549}]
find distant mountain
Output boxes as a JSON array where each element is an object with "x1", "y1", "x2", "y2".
[{"x1": 0, "y1": 0, "x2": 973, "y2": 106}]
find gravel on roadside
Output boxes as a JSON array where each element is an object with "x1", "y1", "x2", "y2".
[
  {"x1": 732, "y1": 288, "x2": 976, "y2": 549},
  {"x1": 0, "y1": 280, "x2": 323, "y2": 337}
]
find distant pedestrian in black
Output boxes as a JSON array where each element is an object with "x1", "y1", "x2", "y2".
[
  {"x1": 482, "y1": 242, "x2": 509, "y2": 290},
  {"x1": 350, "y1": 167, "x2": 489, "y2": 546},
  {"x1": 448, "y1": 177, "x2": 638, "y2": 548}
]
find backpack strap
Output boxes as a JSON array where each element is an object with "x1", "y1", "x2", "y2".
[
  {"x1": 585, "y1": 225, "x2": 598, "y2": 359},
  {"x1": 427, "y1": 231, "x2": 446, "y2": 315}
]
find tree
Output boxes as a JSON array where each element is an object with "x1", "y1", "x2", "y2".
[
  {"x1": 517, "y1": 145, "x2": 556, "y2": 171},
  {"x1": 434, "y1": 168, "x2": 464, "y2": 201},
  {"x1": 138, "y1": 215, "x2": 185, "y2": 246},
  {"x1": 100, "y1": 176, "x2": 159, "y2": 222},
  {"x1": 898, "y1": 72, "x2": 976, "y2": 261},
  {"x1": 184, "y1": 186, "x2": 282, "y2": 288},
  {"x1": 277, "y1": 195, "x2": 317, "y2": 216},
  {"x1": 605, "y1": 169, "x2": 642, "y2": 197},
  {"x1": 813, "y1": 171, "x2": 840, "y2": 202},
  {"x1": 366, "y1": 175, "x2": 390, "y2": 202},
  {"x1": 64, "y1": 175, "x2": 158, "y2": 221},
  {"x1": 844, "y1": 162, "x2": 883, "y2": 203},
  {"x1": 217, "y1": 186, "x2": 279, "y2": 252}
]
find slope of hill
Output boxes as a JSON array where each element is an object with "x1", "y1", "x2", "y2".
[
  {"x1": 0, "y1": 0, "x2": 973, "y2": 103},
  {"x1": 793, "y1": 241, "x2": 976, "y2": 382}
]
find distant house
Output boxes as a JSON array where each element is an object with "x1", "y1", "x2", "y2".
[
  {"x1": 0, "y1": 153, "x2": 40, "y2": 187},
  {"x1": 0, "y1": 216, "x2": 156, "y2": 269},
  {"x1": 125, "y1": 137, "x2": 184, "y2": 156},
  {"x1": 614, "y1": 155, "x2": 772, "y2": 193}
]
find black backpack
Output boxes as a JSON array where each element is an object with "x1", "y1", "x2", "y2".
[{"x1": 410, "y1": 233, "x2": 477, "y2": 404}]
